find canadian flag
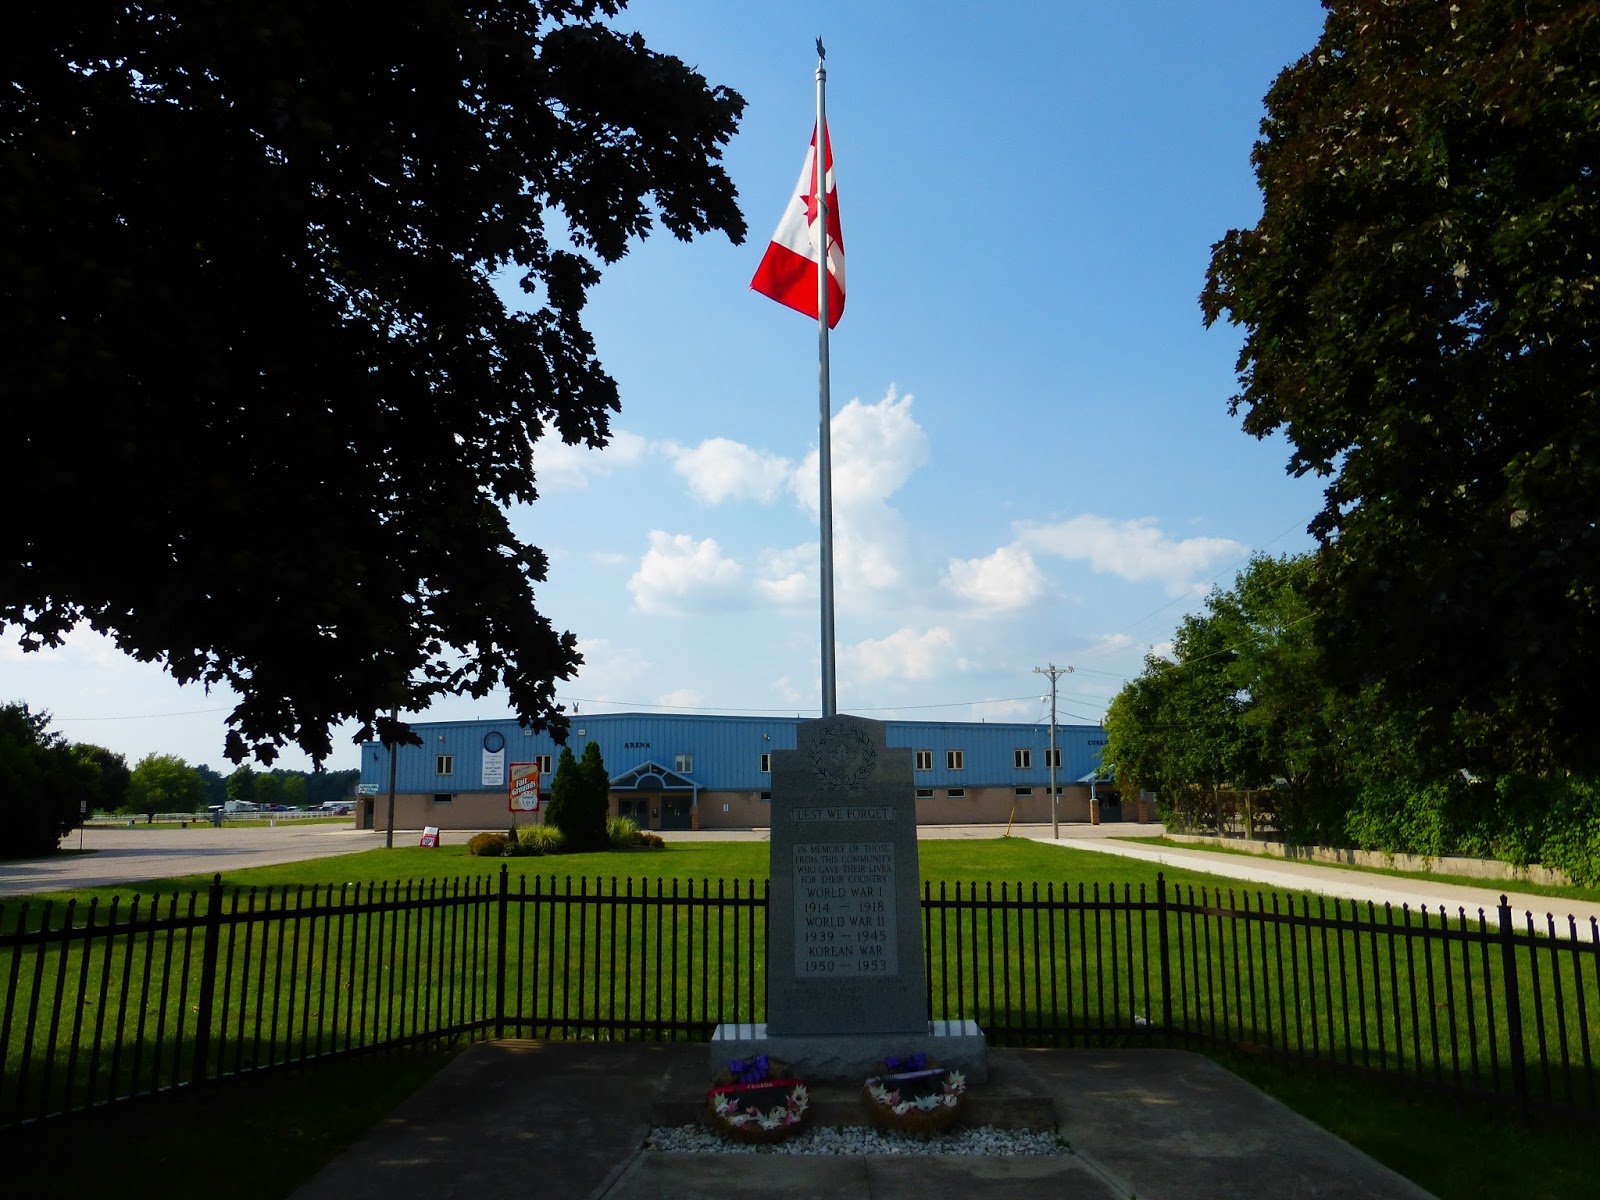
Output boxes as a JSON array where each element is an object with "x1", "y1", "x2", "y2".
[{"x1": 750, "y1": 122, "x2": 845, "y2": 327}]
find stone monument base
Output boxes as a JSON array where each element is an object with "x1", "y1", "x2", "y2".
[{"x1": 709, "y1": 1019, "x2": 988, "y2": 1084}]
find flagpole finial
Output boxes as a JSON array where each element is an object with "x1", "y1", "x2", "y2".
[{"x1": 816, "y1": 37, "x2": 825, "y2": 60}]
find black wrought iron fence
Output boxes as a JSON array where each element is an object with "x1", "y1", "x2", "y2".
[{"x1": 2, "y1": 869, "x2": 1595, "y2": 1128}]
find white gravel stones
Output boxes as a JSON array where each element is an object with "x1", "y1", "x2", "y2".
[{"x1": 645, "y1": 1124, "x2": 1068, "y2": 1156}]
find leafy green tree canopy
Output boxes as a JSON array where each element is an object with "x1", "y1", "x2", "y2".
[
  {"x1": 127, "y1": 754, "x2": 208, "y2": 820},
  {"x1": 226, "y1": 764, "x2": 258, "y2": 809},
  {"x1": 0, "y1": 702, "x2": 94, "y2": 855},
  {"x1": 1103, "y1": 555, "x2": 1351, "y2": 834},
  {"x1": 2, "y1": 2, "x2": 746, "y2": 766},
  {"x1": 1202, "y1": 1, "x2": 1600, "y2": 772},
  {"x1": 73, "y1": 743, "x2": 131, "y2": 814}
]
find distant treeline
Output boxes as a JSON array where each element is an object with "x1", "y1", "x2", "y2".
[{"x1": 2, "y1": 700, "x2": 361, "y2": 856}]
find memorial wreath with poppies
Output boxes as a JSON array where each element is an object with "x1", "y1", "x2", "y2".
[
  {"x1": 705, "y1": 1056, "x2": 809, "y2": 1143},
  {"x1": 861, "y1": 1053, "x2": 967, "y2": 1133}
]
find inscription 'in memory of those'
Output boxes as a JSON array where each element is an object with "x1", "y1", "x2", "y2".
[{"x1": 793, "y1": 841, "x2": 898, "y2": 978}]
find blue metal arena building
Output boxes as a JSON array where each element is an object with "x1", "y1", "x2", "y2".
[{"x1": 356, "y1": 712, "x2": 1122, "y2": 832}]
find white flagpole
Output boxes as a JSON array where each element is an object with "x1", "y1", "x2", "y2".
[{"x1": 815, "y1": 38, "x2": 838, "y2": 719}]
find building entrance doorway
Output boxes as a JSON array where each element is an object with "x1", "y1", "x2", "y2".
[{"x1": 660, "y1": 793, "x2": 693, "y2": 830}]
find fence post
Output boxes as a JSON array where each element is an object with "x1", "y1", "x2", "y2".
[
  {"x1": 190, "y1": 874, "x2": 225, "y2": 1087},
  {"x1": 1497, "y1": 895, "x2": 1529, "y2": 1120},
  {"x1": 495, "y1": 864, "x2": 509, "y2": 1040},
  {"x1": 1157, "y1": 872, "x2": 1174, "y2": 1041}
]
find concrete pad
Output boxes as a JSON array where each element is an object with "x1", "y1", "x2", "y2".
[
  {"x1": 291, "y1": 1040, "x2": 1438, "y2": 1200},
  {"x1": 608, "y1": 1151, "x2": 1120, "y2": 1199},
  {"x1": 290, "y1": 1040, "x2": 697, "y2": 1200},
  {"x1": 1019, "y1": 1048, "x2": 1436, "y2": 1200}
]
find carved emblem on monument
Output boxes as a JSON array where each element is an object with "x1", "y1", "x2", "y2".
[{"x1": 807, "y1": 721, "x2": 877, "y2": 792}]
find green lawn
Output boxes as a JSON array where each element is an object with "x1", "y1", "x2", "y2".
[
  {"x1": 1114, "y1": 834, "x2": 1600, "y2": 906},
  {"x1": 8, "y1": 836, "x2": 1350, "y2": 913},
  {"x1": 1215, "y1": 1050, "x2": 1600, "y2": 1200}
]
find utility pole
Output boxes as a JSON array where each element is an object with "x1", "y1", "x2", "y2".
[
  {"x1": 1034, "y1": 664, "x2": 1073, "y2": 839},
  {"x1": 384, "y1": 706, "x2": 398, "y2": 850}
]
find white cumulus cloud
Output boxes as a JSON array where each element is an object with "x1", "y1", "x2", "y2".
[
  {"x1": 1083, "y1": 632, "x2": 1138, "y2": 657},
  {"x1": 846, "y1": 626, "x2": 959, "y2": 683},
  {"x1": 535, "y1": 429, "x2": 649, "y2": 491},
  {"x1": 1017, "y1": 515, "x2": 1244, "y2": 595},
  {"x1": 789, "y1": 386, "x2": 929, "y2": 514},
  {"x1": 786, "y1": 386, "x2": 931, "y2": 610},
  {"x1": 665, "y1": 437, "x2": 792, "y2": 505},
  {"x1": 569, "y1": 637, "x2": 651, "y2": 697},
  {"x1": 754, "y1": 544, "x2": 817, "y2": 608},
  {"x1": 627, "y1": 532, "x2": 744, "y2": 616},
  {"x1": 943, "y1": 545, "x2": 1046, "y2": 611}
]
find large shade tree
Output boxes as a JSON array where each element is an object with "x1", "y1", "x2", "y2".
[
  {"x1": 0, "y1": 703, "x2": 95, "y2": 856},
  {"x1": 1202, "y1": 0, "x2": 1600, "y2": 773},
  {"x1": 1103, "y1": 556, "x2": 1353, "y2": 837},
  {"x1": 2, "y1": 1, "x2": 746, "y2": 764},
  {"x1": 126, "y1": 753, "x2": 209, "y2": 821}
]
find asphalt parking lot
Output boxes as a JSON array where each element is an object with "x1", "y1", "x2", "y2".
[{"x1": 0, "y1": 822, "x2": 388, "y2": 897}]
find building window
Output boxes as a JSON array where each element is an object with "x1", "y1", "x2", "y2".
[
  {"x1": 674, "y1": 753, "x2": 693, "y2": 773},
  {"x1": 915, "y1": 788, "x2": 934, "y2": 799},
  {"x1": 1014, "y1": 787, "x2": 1034, "y2": 797},
  {"x1": 1045, "y1": 748, "x2": 1061, "y2": 768},
  {"x1": 1047, "y1": 785, "x2": 1064, "y2": 796},
  {"x1": 435, "y1": 755, "x2": 454, "y2": 775},
  {"x1": 915, "y1": 749, "x2": 933, "y2": 771},
  {"x1": 760, "y1": 752, "x2": 772, "y2": 773},
  {"x1": 535, "y1": 754, "x2": 553, "y2": 773},
  {"x1": 432, "y1": 793, "x2": 453, "y2": 804},
  {"x1": 946, "y1": 788, "x2": 966, "y2": 799},
  {"x1": 1014, "y1": 748, "x2": 1032, "y2": 769},
  {"x1": 760, "y1": 791, "x2": 772, "y2": 801},
  {"x1": 946, "y1": 749, "x2": 964, "y2": 771}
]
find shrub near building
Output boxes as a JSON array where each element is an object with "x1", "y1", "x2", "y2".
[{"x1": 575, "y1": 741, "x2": 610, "y2": 852}]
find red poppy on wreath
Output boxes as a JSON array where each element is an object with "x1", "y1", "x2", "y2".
[
  {"x1": 861, "y1": 1055, "x2": 966, "y2": 1133},
  {"x1": 705, "y1": 1057, "x2": 809, "y2": 1144}
]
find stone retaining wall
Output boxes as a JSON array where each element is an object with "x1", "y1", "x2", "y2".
[{"x1": 1164, "y1": 832, "x2": 1573, "y2": 888}]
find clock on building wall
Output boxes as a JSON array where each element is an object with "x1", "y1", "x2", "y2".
[{"x1": 483, "y1": 731, "x2": 506, "y2": 754}]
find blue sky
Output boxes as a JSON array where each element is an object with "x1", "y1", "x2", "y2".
[{"x1": 5, "y1": 0, "x2": 1332, "y2": 773}]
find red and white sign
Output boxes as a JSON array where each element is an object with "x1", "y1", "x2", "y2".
[
  {"x1": 508, "y1": 762, "x2": 542, "y2": 812},
  {"x1": 751, "y1": 122, "x2": 845, "y2": 327},
  {"x1": 419, "y1": 825, "x2": 441, "y2": 848}
]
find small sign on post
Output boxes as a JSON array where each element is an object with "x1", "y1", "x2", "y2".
[
  {"x1": 508, "y1": 762, "x2": 542, "y2": 812},
  {"x1": 419, "y1": 825, "x2": 441, "y2": 848}
]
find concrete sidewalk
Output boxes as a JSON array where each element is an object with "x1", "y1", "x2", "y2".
[
  {"x1": 1033, "y1": 833, "x2": 1600, "y2": 936},
  {"x1": 291, "y1": 1040, "x2": 1435, "y2": 1200}
]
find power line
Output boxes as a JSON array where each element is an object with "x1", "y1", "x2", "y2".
[{"x1": 51, "y1": 706, "x2": 231, "y2": 722}]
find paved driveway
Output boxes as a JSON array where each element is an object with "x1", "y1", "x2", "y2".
[{"x1": 0, "y1": 824, "x2": 388, "y2": 897}]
